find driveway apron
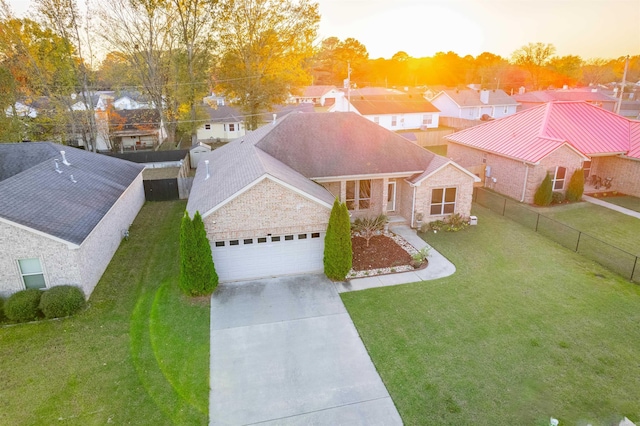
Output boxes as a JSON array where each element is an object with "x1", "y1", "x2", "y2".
[{"x1": 209, "y1": 274, "x2": 402, "y2": 425}]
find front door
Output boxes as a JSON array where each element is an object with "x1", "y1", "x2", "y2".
[{"x1": 387, "y1": 182, "x2": 396, "y2": 212}]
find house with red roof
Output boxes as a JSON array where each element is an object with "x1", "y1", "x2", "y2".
[
  {"x1": 445, "y1": 101, "x2": 640, "y2": 203},
  {"x1": 513, "y1": 89, "x2": 617, "y2": 112},
  {"x1": 187, "y1": 112, "x2": 478, "y2": 282},
  {"x1": 330, "y1": 94, "x2": 441, "y2": 131}
]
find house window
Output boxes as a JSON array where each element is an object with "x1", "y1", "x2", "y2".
[
  {"x1": 311, "y1": 232, "x2": 320, "y2": 238},
  {"x1": 391, "y1": 116, "x2": 397, "y2": 126},
  {"x1": 298, "y1": 234, "x2": 307, "y2": 239},
  {"x1": 272, "y1": 236, "x2": 281, "y2": 242},
  {"x1": 503, "y1": 106, "x2": 508, "y2": 114},
  {"x1": 550, "y1": 166, "x2": 566, "y2": 190},
  {"x1": 374, "y1": 116, "x2": 380, "y2": 124},
  {"x1": 583, "y1": 160, "x2": 592, "y2": 179},
  {"x1": 482, "y1": 153, "x2": 487, "y2": 164},
  {"x1": 18, "y1": 258, "x2": 46, "y2": 289},
  {"x1": 229, "y1": 123, "x2": 235, "y2": 132},
  {"x1": 205, "y1": 124, "x2": 211, "y2": 130},
  {"x1": 430, "y1": 188, "x2": 456, "y2": 215},
  {"x1": 346, "y1": 180, "x2": 371, "y2": 210},
  {"x1": 422, "y1": 114, "x2": 432, "y2": 125},
  {"x1": 257, "y1": 237, "x2": 267, "y2": 243},
  {"x1": 215, "y1": 241, "x2": 225, "y2": 247}
]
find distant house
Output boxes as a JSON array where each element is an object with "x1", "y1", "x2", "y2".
[
  {"x1": 196, "y1": 103, "x2": 313, "y2": 142},
  {"x1": 0, "y1": 143, "x2": 145, "y2": 298},
  {"x1": 331, "y1": 94, "x2": 440, "y2": 131},
  {"x1": 290, "y1": 85, "x2": 345, "y2": 106},
  {"x1": 431, "y1": 89, "x2": 519, "y2": 120},
  {"x1": 101, "y1": 109, "x2": 167, "y2": 151},
  {"x1": 446, "y1": 101, "x2": 640, "y2": 203},
  {"x1": 513, "y1": 89, "x2": 617, "y2": 112},
  {"x1": 187, "y1": 112, "x2": 478, "y2": 282}
]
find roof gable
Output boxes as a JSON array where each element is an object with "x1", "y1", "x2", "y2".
[
  {"x1": 435, "y1": 89, "x2": 518, "y2": 107},
  {"x1": 349, "y1": 95, "x2": 439, "y2": 115}
]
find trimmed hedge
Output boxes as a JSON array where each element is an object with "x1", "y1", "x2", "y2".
[
  {"x1": 180, "y1": 211, "x2": 218, "y2": 296},
  {"x1": 324, "y1": 199, "x2": 352, "y2": 280},
  {"x1": 5, "y1": 289, "x2": 42, "y2": 322},
  {"x1": 566, "y1": 168, "x2": 585, "y2": 202},
  {"x1": 39, "y1": 285, "x2": 86, "y2": 319},
  {"x1": 534, "y1": 173, "x2": 553, "y2": 206}
]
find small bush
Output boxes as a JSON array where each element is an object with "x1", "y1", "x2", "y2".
[
  {"x1": 565, "y1": 168, "x2": 585, "y2": 202},
  {"x1": 352, "y1": 214, "x2": 388, "y2": 247},
  {"x1": 552, "y1": 191, "x2": 565, "y2": 204},
  {"x1": 534, "y1": 173, "x2": 553, "y2": 206},
  {"x1": 423, "y1": 213, "x2": 469, "y2": 232},
  {"x1": 39, "y1": 285, "x2": 86, "y2": 319},
  {"x1": 5, "y1": 289, "x2": 42, "y2": 322}
]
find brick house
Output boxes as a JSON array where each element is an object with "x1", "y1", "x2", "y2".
[
  {"x1": 187, "y1": 112, "x2": 478, "y2": 282},
  {"x1": 0, "y1": 143, "x2": 145, "y2": 298},
  {"x1": 445, "y1": 101, "x2": 640, "y2": 203}
]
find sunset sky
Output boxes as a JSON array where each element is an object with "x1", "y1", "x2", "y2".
[{"x1": 7, "y1": 0, "x2": 640, "y2": 60}]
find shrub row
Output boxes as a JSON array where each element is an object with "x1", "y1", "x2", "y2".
[{"x1": 2, "y1": 285, "x2": 86, "y2": 323}]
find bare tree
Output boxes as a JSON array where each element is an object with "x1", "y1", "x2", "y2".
[{"x1": 511, "y1": 42, "x2": 556, "y2": 90}]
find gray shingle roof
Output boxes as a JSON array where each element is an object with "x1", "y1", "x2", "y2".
[
  {"x1": 437, "y1": 89, "x2": 518, "y2": 107},
  {"x1": 187, "y1": 112, "x2": 459, "y2": 217},
  {"x1": 0, "y1": 143, "x2": 144, "y2": 245},
  {"x1": 350, "y1": 95, "x2": 439, "y2": 115}
]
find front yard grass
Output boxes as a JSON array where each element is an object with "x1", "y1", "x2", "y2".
[
  {"x1": 598, "y1": 195, "x2": 640, "y2": 213},
  {"x1": 535, "y1": 201, "x2": 640, "y2": 256},
  {"x1": 341, "y1": 204, "x2": 640, "y2": 425},
  {"x1": 0, "y1": 200, "x2": 209, "y2": 425}
]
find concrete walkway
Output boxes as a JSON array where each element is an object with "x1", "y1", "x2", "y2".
[
  {"x1": 210, "y1": 274, "x2": 402, "y2": 425},
  {"x1": 583, "y1": 195, "x2": 640, "y2": 219},
  {"x1": 334, "y1": 225, "x2": 456, "y2": 293}
]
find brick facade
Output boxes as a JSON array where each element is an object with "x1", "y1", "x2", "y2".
[
  {"x1": 448, "y1": 142, "x2": 585, "y2": 204},
  {"x1": 591, "y1": 156, "x2": 640, "y2": 197},
  {"x1": 203, "y1": 178, "x2": 331, "y2": 241},
  {"x1": 414, "y1": 164, "x2": 474, "y2": 223},
  {"x1": 0, "y1": 174, "x2": 145, "y2": 298}
]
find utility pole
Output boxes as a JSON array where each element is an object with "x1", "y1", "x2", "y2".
[
  {"x1": 347, "y1": 61, "x2": 351, "y2": 112},
  {"x1": 616, "y1": 55, "x2": 629, "y2": 115}
]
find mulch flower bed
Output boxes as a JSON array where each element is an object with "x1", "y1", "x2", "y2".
[{"x1": 346, "y1": 231, "x2": 426, "y2": 280}]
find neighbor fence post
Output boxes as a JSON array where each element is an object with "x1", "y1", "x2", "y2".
[
  {"x1": 502, "y1": 199, "x2": 506, "y2": 216},
  {"x1": 575, "y1": 232, "x2": 581, "y2": 252},
  {"x1": 632, "y1": 257, "x2": 638, "y2": 282},
  {"x1": 535, "y1": 214, "x2": 540, "y2": 232}
]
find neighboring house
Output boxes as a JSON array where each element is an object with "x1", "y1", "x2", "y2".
[
  {"x1": 196, "y1": 103, "x2": 313, "y2": 142},
  {"x1": 331, "y1": 94, "x2": 440, "y2": 131},
  {"x1": 0, "y1": 143, "x2": 145, "y2": 298},
  {"x1": 187, "y1": 112, "x2": 478, "y2": 282},
  {"x1": 513, "y1": 89, "x2": 617, "y2": 112},
  {"x1": 431, "y1": 89, "x2": 519, "y2": 120},
  {"x1": 290, "y1": 85, "x2": 345, "y2": 106},
  {"x1": 445, "y1": 101, "x2": 640, "y2": 203},
  {"x1": 101, "y1": 109, "x2": 167, "y2": 151},
  {"x1": 5, "y1": 101, "x2": 38, "y2": 118}
]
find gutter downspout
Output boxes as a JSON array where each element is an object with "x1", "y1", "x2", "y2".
[
  {"x1": 410, "y1": 184, "x2": 417, "y2": 228},
  {"x1": 520, "y1": 162, "x2": 529, "y2": 202}
]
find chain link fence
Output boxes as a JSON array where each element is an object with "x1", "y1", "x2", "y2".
[{"x1": 474, "y1": 188, "x2": 640, "y2": 283}]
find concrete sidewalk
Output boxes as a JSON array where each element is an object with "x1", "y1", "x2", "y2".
[
  {"x1": 334, "y1": 225, "x2": 455, "y2": 293},
  {"x1": 583, "y1": 195, "x2": 640, "y2": 219}
]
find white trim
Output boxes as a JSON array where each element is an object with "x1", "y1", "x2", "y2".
[
  {"x1": 201, "y1": 174, "x2": 333, "y2": 219},
  {"x1": 312, "y1": 171, "x2": 420, "y2": 182},
  {"x1": 0, "y1": 217, "x2": 79, "y2": 249},
  {"x1": 387, "y1": 181, "x2": 397, "y2": 212},
  {"x1": 412, "y1": 161, "x2": 480, "y2": 185},
  {"x1": 520, "y1": 162, "x2": 530, "y2": 202}
]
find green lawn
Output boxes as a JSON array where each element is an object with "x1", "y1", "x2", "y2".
[
  {"x1": 342, "y1": 204, "x2": 640, "y2": 425},
  {"x1": 535, "y1": 201, "x2": 640, "y2": 257},
  {"x1": 599, "y1": 195, "x2": 640, "y2": 213},
  {"x1": 0, "y1": 201, "x2": 209, "y2": 425}
]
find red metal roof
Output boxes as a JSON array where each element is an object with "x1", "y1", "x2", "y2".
[{"x1": 446, "y1": 101, "x2": 640, "y2": 163}]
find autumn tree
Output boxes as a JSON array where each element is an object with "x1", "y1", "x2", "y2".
[
  {"x1": 511, "y1": 42, "x2": 556, "y2": 90},
  {"x1": 581, "y1": 58, "x2": 616, "y2": 85},
  {"x1": 214, "y1": 0, "x2": 320, "y2": 130},
  {"x1": 547, "y1": 55, "x2": 583, "y2": 87}
]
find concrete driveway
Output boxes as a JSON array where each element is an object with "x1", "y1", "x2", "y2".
[{"x1": 209, "y1": 274, "x2": 402, "y2": 425}]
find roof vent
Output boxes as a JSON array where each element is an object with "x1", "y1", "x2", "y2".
[
  {"x1": 204, "y1": 160, "x2": 210, "y2": 180},
  {"x1": 60, "y1": 150, "x2": 71, "y2": 166},
  {"x1": 272, "y1": 113, "x2": 277, "y2": 125},
  {"x1": 70, "y1": 174, "x2": 77, "y2": 183},
  {"x1": 54, "y1": 159, "x2": 63, "y2": 174}
]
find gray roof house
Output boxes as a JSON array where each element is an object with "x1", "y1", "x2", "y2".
[
  {"x1": 187, "y1": 112, "x2": 478, "y2": 282},
  {"x1": 0, "y1": 143, "x2": 145, "y2": 298},
  {"x1": 431, "y1": 88, "x2": 519, "y2": 120}
]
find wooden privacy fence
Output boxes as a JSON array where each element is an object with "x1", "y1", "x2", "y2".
[{"x1": 474, "y1": 187, "x2": 640, "y2": 283}]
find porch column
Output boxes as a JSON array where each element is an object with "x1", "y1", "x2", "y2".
[{"x1": 381, "y1": 177, "x2": 389, "y2": 215}]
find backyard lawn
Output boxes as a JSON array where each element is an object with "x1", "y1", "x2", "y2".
[
  {"x1": 536, "y1": 201, "x2": 640, "y2": 256},
  {"x1": 0, "y1": 200, "x2": 209, "y2": 425},
  {"x1": 342, "y1": 204, "x2": 640, "y2": 425}
]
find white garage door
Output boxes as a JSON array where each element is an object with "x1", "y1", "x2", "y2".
[{"x1": 211, "y1": 232, "x2": 325, "y2": 282}]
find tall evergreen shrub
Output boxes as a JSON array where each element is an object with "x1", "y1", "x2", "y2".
[
  {"x1": 324, "y1": 199, "x2": 353, "y2": 280},
  {"x1": 534, "y1": 173, "x2": 553, "y2": 206},
  {"x1": 565, "y1": 168, "x2": 585, "y2": 202},
  {"x1": 193, "y1": 211, "x2": 218, "y2": 295}
]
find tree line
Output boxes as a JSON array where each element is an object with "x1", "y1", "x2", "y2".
[{"x1": 0, "y1": 0, "x2": 637, "y2": 147}]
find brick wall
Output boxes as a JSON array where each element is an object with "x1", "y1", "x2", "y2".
[
  {"x1": 76, "y1": 173, "x2": 145, "y2": 297},
  {"x1": 592, "y1": 156, "x2": 640, "y2": 197},
  {"x1": 204, "y1": 178, "x2": 330, "y2": 241},
  {"x1": 414, "y1": 164, "x2": 474, "y2": 223}
]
